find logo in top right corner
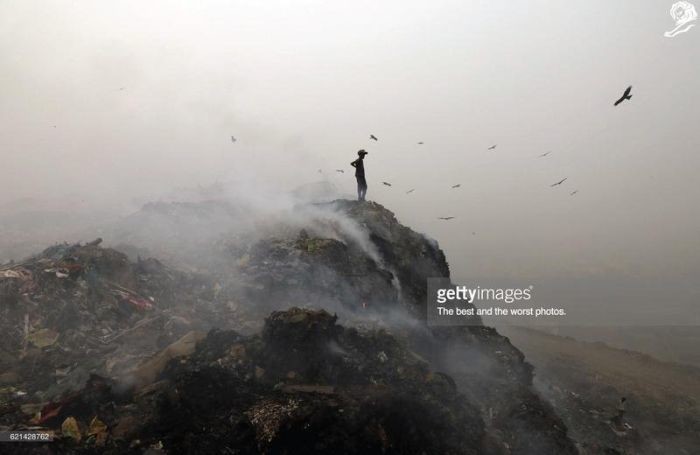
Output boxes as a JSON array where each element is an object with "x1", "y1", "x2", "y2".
[{"x1": 665, "y1": 2, "x2": 697, "y2": 37}]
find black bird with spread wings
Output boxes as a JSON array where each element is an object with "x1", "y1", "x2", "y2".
[
  {"x1": 335, "y1": 169, "x2": 344, "y2": 173},
  {"x1": 406, "y1": 189, "x2": 415, "y2": 194},
  {"x1": 451, "y1": 184, "x2": 461, "y2": 189},
  {"x1": 614, "y1": 86, "x2": 633, "y2": 106},
  {"x1": 417, "y1": 142, "x2": 424, "y2": 145},
  {"x1": 438, "y1": 217, "x2": 455, "y2": 221},
  {"x1": 382, "y1": 181, "x2": 392, "y2": 186},
  {"x1": 539, "y1": 151, "x2": 551, "y2": 158},
  {"x1": 550, "y1": 178, "x2": 568, "y2": 187},
  {"x1": 570, "y1": 190, "x2": 579, "y2": 196},
  {"x1": 370, "y1": 134, "x2": 378, "y2": 141},
  {"x1": 488, "y1": 144, "x2": 497, "y2": 150}
]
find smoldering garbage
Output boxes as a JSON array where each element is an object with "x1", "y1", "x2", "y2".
[
  {"x1": 0, "y1": 200, "x2": 578, "y2": 454},
  {"x1": 0, "y1": 240, "x2": 227, "y2": 405},
  {"x1": 2, "y1": 307, "x2": 488, "y2": 454}
]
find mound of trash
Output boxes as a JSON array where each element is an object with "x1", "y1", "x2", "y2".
[
  {"x1": 2, "y1": 308, "x2": 490, "y2": 454},
  {"x1": 0, "y1": 239, "x2": 230, "y2": 406},
  {"x1": 225, "y1": 200, "x2": 576, "y2": 453},
  {"x1": 0, "y1": 199, "x2": 578, "y2": 454},
  {"x1": 227, "y1": 200, "x2": 456, "y2": 320}
]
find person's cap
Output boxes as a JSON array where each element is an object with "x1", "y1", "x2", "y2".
[{"x1": 358, "y1": 149, "x2": 368, "y2": 156}]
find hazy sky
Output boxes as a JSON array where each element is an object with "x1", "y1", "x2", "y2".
[{"x1": 1, "y1": 1, "x2": 699, "y2": 323}]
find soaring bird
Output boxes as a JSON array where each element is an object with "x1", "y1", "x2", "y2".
[
  {"x1": 539, "y1": 151, "x2": 551, "y2": 158},
  {"x1": 570, "y1": 190, "x2": 579, "y2": 196},
  {"x1": 382, "y1": 182, "x2": 392, "y2": 186},
  {"x1": 451, "y1": 184, "x2": 461, "y2": 189},
  {"x1": 614, "y1": 86, "x2": 633, "y2": 106},
  {"x1": 438, "y1": 217, "x2": 455, "y2": 221},
  {"x1": 231, "y1": 136, "x2": 237, "y2": 143},
  {"x1": 370, "y1": 134, "x2": 378, "y2": 141},
  {"x1": 550, "y1": 178, "x2": 568, "y2": 187},
  {"x1": 417, "y1": 142, "x2": 424, "y2": 145},
  {"x1": 406, "y1": 189, "x2": 415, "y2": 194},
  {"x1": 335, "y1": 169, "x2": 344, "y2": 173},
  {"x1": 488, "y1": 144, "x2": 497, "y2": 150}
]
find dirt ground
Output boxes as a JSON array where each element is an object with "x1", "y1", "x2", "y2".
[{"x1": 500, "y1": 326, "x2": 700, "y2": 454}]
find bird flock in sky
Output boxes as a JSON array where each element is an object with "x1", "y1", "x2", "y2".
[{"x1": 224, "y1": 85, "x2": 634, "y2": 223}]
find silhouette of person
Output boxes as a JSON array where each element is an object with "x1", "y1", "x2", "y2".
[
  {"x1": 351, "y1": 150, "x2": 368, "y2": 201},
  {"x1": 611, "y1": 397, "x2": 626, "y2": 430}
]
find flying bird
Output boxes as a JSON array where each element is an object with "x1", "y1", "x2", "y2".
[
  {"x1": 335, "y1": 169, "x2": 344, "y2": 173},
  {"x1": 539, "y1": 151, "x2": 551, "y2": 158},
  {"x1": 438, "y1": 217, "x2": 455, "y2": 221},
  {"x1": 614, "y1": 86, "x2": 633, "y2": 106},
  {"x1": 488, "y1": 144, "x2": 497, "y2": 150},
  {"x1": 550, "y1": 178, "x2": 568, "y2": 187},
  {"x1": 382, "y1": 182, "x2": 392, "y2": 186},
  {"x1": 570, "y1": 190, "x2": 579, "y2": 196},
  {"x1": 417, "y1": 142, "x2": 424, "y2": 145},
  {"x1": 451, "y1": 184, "x2": 461, "y2": 189},
  {"x1": 231, "y1": 136, "x2": 237, "y2": 143},
  {"x1": 370, "y1": 134, "x2": 378, "y2": 141},
  {"x1": 406, "y1": 189, "x2": 415, "y2": 194}
]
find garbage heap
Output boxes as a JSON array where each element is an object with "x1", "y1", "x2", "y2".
[
  {"x1": 0, "y1": 240, "x2": 230, "y2": 406},
  {"x1": 0, "y1": 200, "x2": 578, "y2": 454},
  {"x1": 224, "y1": 200, "x2": 576, "y2": 454},
  {"x1": 3, "y1": 308, "x2": 492, "y2": 454}
]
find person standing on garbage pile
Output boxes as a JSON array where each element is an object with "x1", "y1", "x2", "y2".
[
  {"x1": 611, "y1": 397, "x2": 626, "y2": 429},
  {"x1": 351, "y1": 150, "x2": 368, "y2": 201}
]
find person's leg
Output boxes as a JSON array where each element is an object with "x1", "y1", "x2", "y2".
[
  {"x1": 356, "y1": 179, "x2": 362, "y2": 201},
  {"x1": 611, "y1": 410, "x2": 624, "y2": 429}
]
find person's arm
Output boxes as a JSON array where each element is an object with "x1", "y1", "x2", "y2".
[{"x1": 350, "y1": 160, "x2": 358, "y2": 168}]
